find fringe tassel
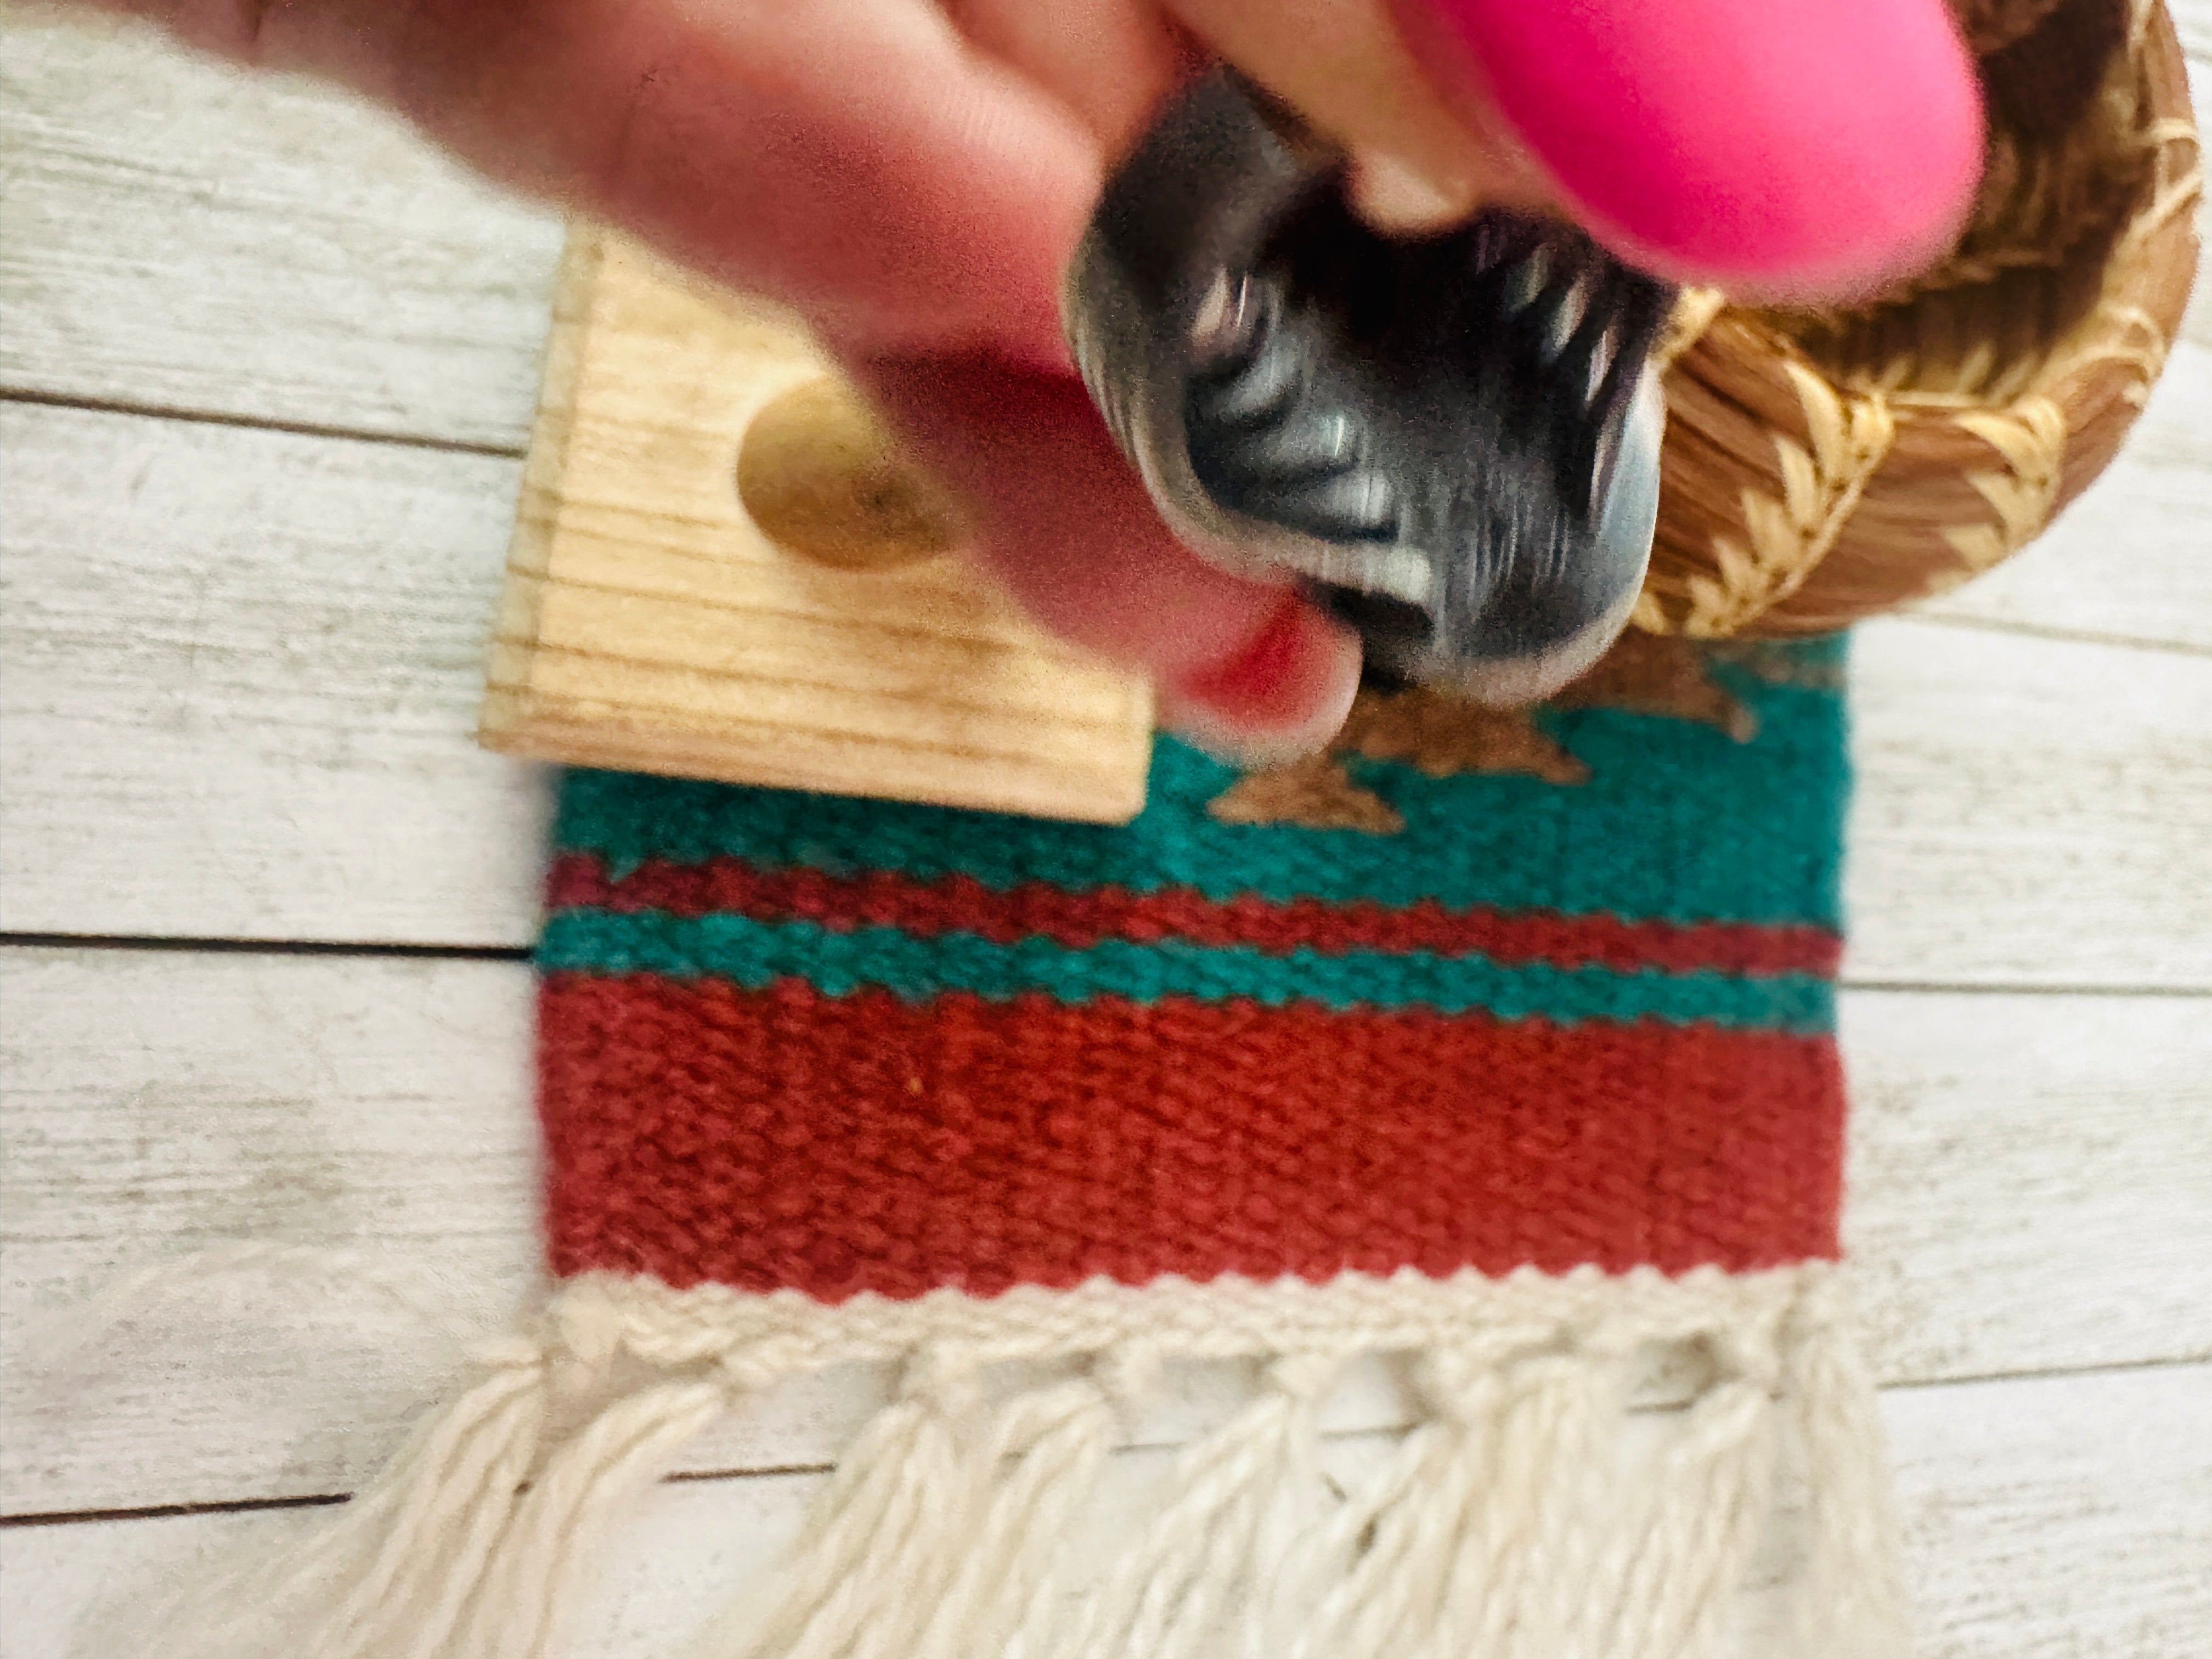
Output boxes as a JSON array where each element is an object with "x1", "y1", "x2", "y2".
[
  {"x1": 1573, "y1": 1369, "x2": 1779, "y2": 1659},
  {"x1": 682, "y1": 1348, "x2": 975, "y2": 1659},
  {"x1": 92, "y1": 1339, "x2": 726, "y2": 1659},
  {"x1": 1278, "y1": 1342, "x2": 1525, "y2": 1659},
  {"x1": 126, "y1": 1340, "x2": 553, "y2": 1659},
  {"x1": 1036, "y1": 1352, "x2": 1337, "y2": 1659},
  {"x1": 1312, "y1": 1341, "x2": 1630, "y2": 1659},
  {"x1": 910, "y1": 1347, "x2": 1154, "y2": 1659},
  {"x1": 1784, "y1": 1289, "x2": 1914, "y2": 1658},
  {"x1": 1269, "y1": 1331, "x2": 1768, "y2": 1659},
  {"x1": 1457, "y1": 1349, "x2": 1627, "y2": 1657},
  {"x1": 80, "y1": 1264, "x2": 1909, "y2": 1659},
  {"x1": 462, "y1": 1378, "x2": 726, "y2": 1659}
]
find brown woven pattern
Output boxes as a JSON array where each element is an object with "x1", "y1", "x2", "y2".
[
  {"x1": 1953, "y1": 0, "x2": 2073, "y2": 55},
  {"x1": 1637, "y1": 0, "x2": 2200, "y2": 638}
]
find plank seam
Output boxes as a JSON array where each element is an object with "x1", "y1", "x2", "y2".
[
  {"x1": 1881, "y1": 608, "x2": 2212, "y2": 659},
  {"x1": 0, "y1": 1493, "x2": 348, "y2": 1531},
  {"x1": 4, "y1": 1356, "x2": 2202, "y2": 1528},
  {"x1": 0, "y1": 387, "x2": 527, "y2": 460},
  {"x1": 0, "y1": 933, "x2": 532, "y2": 962},
  {"x1": 1838, "y1": 975, "x2": 2212, "y2": 997}
]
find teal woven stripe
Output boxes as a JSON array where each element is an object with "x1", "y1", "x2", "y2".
[
  {"x1": 555, "y1": 645, "x2": 1850, "y2": 931},
  {"x1": 541, "y1": 910, "x2": 1836, "y2": 1034}
]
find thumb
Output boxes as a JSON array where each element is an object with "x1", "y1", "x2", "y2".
[
  {"x1": 1173, "y1": 0, "x2": 1985, "y2": 301},
  {"x1": 1389, "y1": 0, "x2": 1987, "y2": 298}
]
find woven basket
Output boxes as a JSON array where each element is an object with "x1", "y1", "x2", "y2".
[{"x1": 1636, "y1": 0, "x2": 2201, "y2": 637}]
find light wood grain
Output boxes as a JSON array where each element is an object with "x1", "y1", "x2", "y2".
[
  {"x1": 4, "y1": 1363, "x2": 2203, "y2": 1659},
  {"x1": 1845, "y1": 616, "x2": 2212, "y2": 990},
  {"x1": 0, "y1": 402, "x2": 553, "y2": 945},
  {"x1": 1839, "y1": 991, "x2": 2212, "y2": 1380},
  {"x1": 1882, "y1": 1363, "x2": 2212, "y2": 1658},
  {"x1": 482, "y1": 232, "x2": 1155, "y2": 822},
  {"x1": 0, "y1": 10, "x2": 563, "y2": 449},
  {"x1": 7, "y1": 945, "x2": 2205, "y2": 1515},
  {"x1": 0, "y1": 950, "x2": 543, "y2": 1520},
  {"x1": 2179, "y1": 0, "x2": 2212, "y2": 60}
]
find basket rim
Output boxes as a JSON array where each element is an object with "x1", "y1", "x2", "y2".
[
  {"x1": 1675, "y1": 0, "x2": 2200, "y2": 427},
  {"x1": 1633, "y1": 0, "x2": 2202, "y2": 640}
]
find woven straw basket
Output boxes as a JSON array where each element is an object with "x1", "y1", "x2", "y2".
[{"x1": 1635, "y1": 0, "x2": 2201, "y2": 637}]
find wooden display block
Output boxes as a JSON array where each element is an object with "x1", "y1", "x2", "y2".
[{"x1": 481, "y1": 229, "x2": 1154, "y2": 823}]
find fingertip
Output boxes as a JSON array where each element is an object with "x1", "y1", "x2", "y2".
[
  {"x1": 1344, "y1": 150, "x2": 1485, "y2": 235},
  {"x1": 851, "y1": 353, "x2": 1360, "y2": 764},
  {"x1": 1393, "y1": 0, "x2": 1987, "y2": 297},
  {"x1": 1158, "y1": 596, "x2": 1364, "y2": 766}
]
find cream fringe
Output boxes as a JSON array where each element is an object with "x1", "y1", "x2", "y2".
[{"x1": 77, "y1": 1261, "x2": 1910, "y2": 1659}]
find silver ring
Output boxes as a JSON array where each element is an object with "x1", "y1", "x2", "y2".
[{"x1": 1065, "y1": 70, "x2": 1675, "y2": 703}]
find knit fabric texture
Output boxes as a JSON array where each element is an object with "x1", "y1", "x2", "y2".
[{"x1": 534, "y1": 633, "x2": 1852, "y2": 1308}]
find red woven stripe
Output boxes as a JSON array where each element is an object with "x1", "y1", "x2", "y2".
[
  {"x1": 546, "y1": 855, "x2": 1839, "y2": 977},
  {"x1": 540, "y1": 974, "x2": 1844, "y2": 1300}
]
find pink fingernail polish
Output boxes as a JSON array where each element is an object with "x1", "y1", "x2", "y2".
[
  {"x1": 1163, "y1": 598, "x2": 1362, "y2": 765},
  {"x1": 1403, "y1": 0, "x2": 1986, "y2": 295}
]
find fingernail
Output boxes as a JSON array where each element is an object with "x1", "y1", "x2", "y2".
[
  {"x1": 1160, "y1": 596, "x2": 1362, "y2": 767},
  {"x1": 1346, "y1": 150, "x2": 1482, "y2": 235},
  {"x1": 1407, "y1": 0, "x2": 1985, "y2": 295}
]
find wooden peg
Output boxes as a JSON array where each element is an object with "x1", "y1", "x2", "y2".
[{"x1": 480, "y1": 229, "x2": 1154, "y2": 823}]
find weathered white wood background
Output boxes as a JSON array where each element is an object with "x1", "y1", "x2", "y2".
[{"x1": 3, "y1": 11, "x2": 2208, "y2": 1656}]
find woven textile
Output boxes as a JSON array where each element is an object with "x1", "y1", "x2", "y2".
[
  {"x1": 536, "y1": 642, "x2": 1850, "y2": 1304},
  {"x1": 133, "y1": 633, "x2": 1908, "y2": 1659}
]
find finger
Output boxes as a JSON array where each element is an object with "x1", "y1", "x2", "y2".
[
  {"x1": 1386, "y1": 0, "x2": 1988, "y2": 298},
  {"x1": 107, "y1": 0, "x2": 1362, "y2": 751},
  {"x1": 854, "y1": 354, "x2": 1362, "y2": 760},
  {"x1": 1175, "y1": 0, "x2": 1985, "y2": 298},
  {"x1": 1165, "y1": 0, "x2": 1549, "y2": 231},
  {"x1": 943, "y1": 0, "x2": 1199, "y2": 161},
  {"x1": 105, "y1": 0, "x2": 1113, "y2": 364}
]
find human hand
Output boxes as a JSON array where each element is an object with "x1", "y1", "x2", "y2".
[{"x1": 99, "y1": 0, "x2": 1984, "y2": 760}]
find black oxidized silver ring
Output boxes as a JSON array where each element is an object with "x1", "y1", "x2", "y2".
[{"x1": 1064, "y1": 70, "x2": 1677, "y2": 705}]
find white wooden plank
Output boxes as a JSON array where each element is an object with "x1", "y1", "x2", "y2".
[
  {"x1": 0, "y1": 950, "x2": 544, "y2": 1519},
  {"x1": 5, "y1": 1363, "x2": 2204, "y2": 1659},
  {"x1": 0, "y1": 12, "x2": 562, "y2": 448},
  {"x1": 2176, "y1": 0, "x2": 2212, "y2": 62},
  {"x1": 1841, "y1": 991, "x2": 2212, "y2": 1380},
  {"x1": 1844, "y1": 617, "x2": 2212, "y2": 990},
  {"x1": 0, "y1": 402, "x2": 552, "y2": 945},
  {"x1": 7, "y1": 403, "x2": 2210, "y2": 975},
  {"x1": 7, "y1": 946, "x2": 2207, "y2": 1514},
  {"x1": 1885, "y1": 1363, "x2": 2212, "y2": 1658}
]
